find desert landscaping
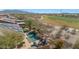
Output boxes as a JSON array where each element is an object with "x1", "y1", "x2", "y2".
[{"x1": 0, "y1": 11, "x2": 79, "y2": 49}]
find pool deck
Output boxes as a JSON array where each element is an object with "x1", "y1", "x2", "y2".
[{"x1": 21, "y1": 33, "x2": 31, "y2": 49}]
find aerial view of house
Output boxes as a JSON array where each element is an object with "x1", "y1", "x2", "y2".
[{"x1": 0, "y1": 9, "x2": 79, "y2": 49}]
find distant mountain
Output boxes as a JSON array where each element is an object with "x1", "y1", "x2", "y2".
[
  {"x1": 0, "y1": 10, "x2": 79, "y2": 14},
  {"x1": 0, "y1": 10, "x2": 32, "y2": 14}
]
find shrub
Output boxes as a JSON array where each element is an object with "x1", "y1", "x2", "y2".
[
  {"x1": 48, "y1": 39, "x2": 64, "y2": 49},
  {"x1": 24, "y1": 18, "x2": 41, "y2": 30},
  {"x1": 73, "y1": 39, "x2": 79, "y2": 49},
  {"x1": 0, "y1": 28, "x2": 24, "y2": 49},
  {"x1": 54, "y1": 39, "x2": 64, "y2": 49}
]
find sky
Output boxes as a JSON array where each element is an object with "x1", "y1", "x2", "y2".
[
  {"x1": 1, "y1": 9, "x2": 79, "y2": 13},
  {"x1": 23, "y1": 9, "x2": 79, "y2": 13}
]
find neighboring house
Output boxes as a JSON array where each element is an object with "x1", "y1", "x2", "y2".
[
  {"x1": 16, "y1": 20, "x2": 25, "y2": 28},
  {"x1": 0, "y1": 14, "x2": 16, "y2": 23},
  {"x1": 0, "y1": 14, "x2": 23, "y2": 32}
]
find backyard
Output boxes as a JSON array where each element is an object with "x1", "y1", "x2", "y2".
[{"x1": 0, "y1": 14, "x2": 79, "y2": 49}]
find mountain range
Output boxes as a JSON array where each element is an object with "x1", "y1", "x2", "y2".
[
  {"x1": 0, "y1": 9, "x2": 79, "y2": 14},
  {"x1": 0, "y1": 10, "x2": 32, "y2": 14}
]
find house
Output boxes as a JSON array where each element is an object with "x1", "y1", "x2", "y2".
[
  {"x1": 0, "y1": 14, "x2": 16, "y2": 23},
  {"x1": 16, "y1": 20, "x2": 25, "y2": 28},
  {"x1": 0, "y1": 14, "x2": 23, "y2": 32}
]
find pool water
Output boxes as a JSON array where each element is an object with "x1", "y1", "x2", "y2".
[{"x1": 27, "y1": 32, "x2": 38, "y2": 42}]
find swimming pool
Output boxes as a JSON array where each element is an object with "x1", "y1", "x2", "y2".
[{"x1": 27, "y1": 32, "x2": 38, "y2": 42}]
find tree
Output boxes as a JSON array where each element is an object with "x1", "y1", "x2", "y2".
[
  {"x1": 0, "y1": 28, "x2": 24, "y2": 49},
  {"x1": 24, "y1": 19, "x2": 33, "y2": 30},
  {"x1": 24, "y1": 18, "x2": 40, "y2": 31}
]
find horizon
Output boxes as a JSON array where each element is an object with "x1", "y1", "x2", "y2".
[{"x1": 0, "y1": 9, "x2": 79, "y2": 13}]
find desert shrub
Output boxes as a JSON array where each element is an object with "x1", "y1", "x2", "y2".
[
  {"x1": 48, "y1": 39, "x2": 64, "y2": 49},
  {"x1": 54, "y1": 39, "x2": 64, "y2": 49},
  {"x1": 0, "y1": 28, "x2": 24, "y2": 49},
  {"x1": 73, "y1": 39, "x2": 79, "y2": 49},
  {"x1": 24, "y1": 18, "x2": 41, "y2": 30}
]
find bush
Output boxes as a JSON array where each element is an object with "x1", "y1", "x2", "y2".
[
  {"x1": 54, "y1": 39, "x2": 64, "y2": 49},
  {"x1": 73, "y1": 39, "x2": 79, "y2": 49},
  {"x1": 24, "y1": 18, "x2": 41, "y2": 30},
  {"x1": 0, "y1": 28, "x2": 24, "y2": 49},
  {"x1": 48, "y1": 39, "x2": 64, "y2": 49}
]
